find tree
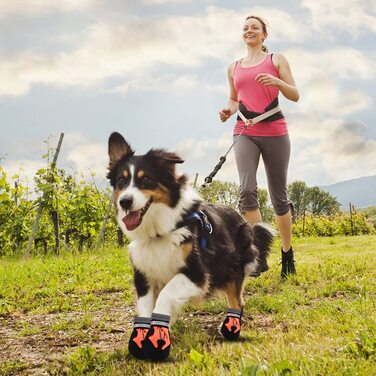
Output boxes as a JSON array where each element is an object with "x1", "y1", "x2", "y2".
[
  {"x1": 199, "y1": 180, "x2": 240, "y2": 209},
  {"x1": 288, "y1": 180, "x2": 340, "y2": 217},
  {"x1": 257, "y1": 188, "x2": 274, "y2": 223},
  {"x1": 288, "y1": 180, "x2": 310, "y2": 218},
  {"x1": 307, "y1": 186, "x2": 340, "y2": 215}
]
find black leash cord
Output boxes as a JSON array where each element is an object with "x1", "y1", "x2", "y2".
[
  {"x1": 203, "y1": 156, "x2": 226, "y2": 186},
  {"x1": 201, "y1": 126, "x2": 248, "y2": 188}
]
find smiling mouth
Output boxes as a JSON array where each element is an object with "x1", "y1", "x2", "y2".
[{"x1": 122, "y1": 198, "x2": 153, "y2": 231}]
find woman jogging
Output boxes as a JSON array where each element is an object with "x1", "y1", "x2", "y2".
[{"x1": 219, "y1": 15, "x2": 299, "y2": 278}]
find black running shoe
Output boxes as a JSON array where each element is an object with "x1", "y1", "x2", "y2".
[{"x1": 281, "y1": 247, "x2": 296, "y2": 279}]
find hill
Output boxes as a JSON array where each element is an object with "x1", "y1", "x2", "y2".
[{"x1": 320, "y1": 175, "x2": 376, "y2": 209}]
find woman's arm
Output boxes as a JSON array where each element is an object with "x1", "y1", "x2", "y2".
[
  {"x1": 256, "y1": 53, "x2": 300, "y2": 102},
  {"x1": 219, "y1": 62, "x2": 239, "y2": 122}
]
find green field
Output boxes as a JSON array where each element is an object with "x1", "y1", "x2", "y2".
[{"x1": 1, "y1": 236, "x2": 375, "y2": 375}]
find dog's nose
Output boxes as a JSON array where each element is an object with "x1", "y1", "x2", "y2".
[{"x1": 119, "y1": 196, "x2": 133, "y2": 210}]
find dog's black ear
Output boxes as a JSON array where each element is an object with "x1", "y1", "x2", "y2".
[
  {"x1": 108, "y1": 132, "x2": 134, "y2": 167},
  {"x1": 147, "y1": 149, "x2": 184, "y2": 164}
]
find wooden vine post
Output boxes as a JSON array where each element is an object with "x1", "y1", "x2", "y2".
[
  {"x1": 96, "y1": 197, "x2": 113, "y2": 247},
  {"x1": 25, "y1": 133, "x2": 65, "y2": 257}
]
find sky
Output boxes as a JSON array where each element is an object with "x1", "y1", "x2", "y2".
[{"x1": 0, "y1": 0, "x2": 375, "y2": 191}]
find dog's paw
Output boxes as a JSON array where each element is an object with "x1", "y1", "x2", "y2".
[
  {"x1": 220, "y1": 308, "x2": 242, "y2": 341},
  {"x1": 143, "y1": 313, "x2": 171, "y2": 361},
  {"x1": 128, "y1": 316, "x2": 151, "y2": 360}
]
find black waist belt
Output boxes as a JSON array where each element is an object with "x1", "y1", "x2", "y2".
[{"x1": 237, "y1": 98, "x2": 284, "y2": 123}]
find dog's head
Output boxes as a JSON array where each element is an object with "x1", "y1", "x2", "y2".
[{"x1": 107, "y1": 132, "x2": 187, "y2": 232}]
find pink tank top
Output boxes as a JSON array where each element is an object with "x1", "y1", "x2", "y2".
[{"x1": 233, "y1": 54, "x2": 288, "y2": 137}]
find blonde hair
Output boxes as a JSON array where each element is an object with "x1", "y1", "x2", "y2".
[{"x1": 245, "y1": 15, "x2": 269, "y2": 53}]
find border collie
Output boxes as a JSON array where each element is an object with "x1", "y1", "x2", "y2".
[{"x1": 107, "y1": 132, "x2": 274, "y2": 361}]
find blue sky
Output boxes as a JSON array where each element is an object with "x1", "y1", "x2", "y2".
[{"x1": 0, "y1": 0, "x2": 375, "y2": 190}]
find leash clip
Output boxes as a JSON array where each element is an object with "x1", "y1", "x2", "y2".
[{"x1": 244, "y1": 119, "x2": 254, "y2": 129}]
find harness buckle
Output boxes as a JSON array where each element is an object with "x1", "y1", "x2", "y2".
[{"x1": 198, "y1": 211, "x2": 213, "y2": 234}]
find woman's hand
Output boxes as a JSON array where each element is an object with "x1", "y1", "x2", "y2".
[
  {"x1": 219, "y1": 108, "x2": 232, "y2": 122},
  {"x1": 255, "y1": 73, "x2": 281, "y2": 87},
  {"x1": 256, "y1": 69, "x2": 299, "y2": 102},
  {"x1": 260, "y1": 54, "x2": 300, "y2": 102}
]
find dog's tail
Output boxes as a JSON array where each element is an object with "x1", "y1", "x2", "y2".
[
  {"x1": 253, "y1": 222, "x2": 275, "y2": 260},
  {"x1": 251, "y1": 223, "x2": 275, "y2": 275},
  {"x1": 236, "y1": 221, "x2": 275, "y2": 276}
]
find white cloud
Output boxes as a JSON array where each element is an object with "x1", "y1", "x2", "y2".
[
  {"x1": 319, "y1": 121, "x2": 376, "y2": 172},
  {"x1": 244, "y1": 6, "x2": 311, "y2": 43},
  {"x1": 302, "y1": 0, "x2": 376, "y2": 36},
  {"x1": 0, "y1": 6, "x2": 309, "y2": 96},
  {"x1": 297, "y1": 79, "x2": 371, "y2": 119},
  {"x1": 64, "y1": 133, "x2": 107, "y2": 178},
  {"x1": 284, "y1": 47, "x2": 374, "y2": 138},
  {"x1": 2, "y1": 159, "x2": 46, "y2": 190},
  {"x1": 112, "y1": 74, "x2": 199, "y2": 94},
  {"x1": 288, "y1": 115, "x2": 376, "y2": 185},
  {"x1": 141, "y1": 0, "x2": 190, "y2": 4},
  {"x1": 287, "y1": 48, "x2": 376, "y2": 87},
  {"x1": 0, "y1": 0, "x2": 98, "y2": 17}
]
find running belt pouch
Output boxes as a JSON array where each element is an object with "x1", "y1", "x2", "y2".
[
  {"x1": 220, "y1": 308, "x2": 242, "y2": 340},
  {"x1": 128, "y1": 316, "x2": 151, "y2": 359},
  {"x1": 143, "y1": 313, "x2": 171, "y2": 361},
  {"x1": 237, "y1": 98, "x2": 284, "y2": 123}
]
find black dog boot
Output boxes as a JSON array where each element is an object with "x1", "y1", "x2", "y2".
[
  {"x1": 281, "y1": 247, "x2": 297, "y2": 279},
  {"x1": 220, "y1": 308, "x2": 242, "y2": 340},
  {"x1": 128, "y1": 316, "x2": 151, "y2": 359},
  {"x1": 143, "y1": 313, "x2": 171, "y2": 361}
]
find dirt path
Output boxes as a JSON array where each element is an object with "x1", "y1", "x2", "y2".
[{"x1": 0, "y1": 294, "x2": 134, "y2": 375}]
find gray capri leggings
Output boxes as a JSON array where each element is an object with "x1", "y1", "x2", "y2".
[{"x1": 233, "y1": 134, "x2": 292, "y2": 216}]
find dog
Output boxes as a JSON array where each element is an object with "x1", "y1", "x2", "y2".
[{"x1": 107, "y1": 132, "x2": 274, "y2": 361}]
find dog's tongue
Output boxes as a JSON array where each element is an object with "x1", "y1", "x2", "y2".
[{"x1": 122, "y1": 211, "x2": 142, "y2": 231}]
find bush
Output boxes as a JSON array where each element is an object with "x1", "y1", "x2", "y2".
[
  {"x1": 292, "y1": 212, "x2": 375, "y2": 237},
  {"x1": 0, "y1": 166, "x2": 120, "y2": 256}
]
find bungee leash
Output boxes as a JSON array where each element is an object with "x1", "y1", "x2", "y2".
[{"x1": 201, "y1": 104, "x2": 282, "y2": 188}]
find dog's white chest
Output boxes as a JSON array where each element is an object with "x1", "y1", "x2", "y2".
[{"x1": 128, "y1": 233, "x2": 187, "y2": 284}]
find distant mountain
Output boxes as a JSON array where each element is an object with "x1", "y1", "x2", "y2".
[{"x1": 320, "y1": 175, "x2": 376, "y2": 210}]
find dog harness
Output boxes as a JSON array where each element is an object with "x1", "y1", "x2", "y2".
[{"x1": 175, "y1": 210, "x2": 213, "y2": 248}]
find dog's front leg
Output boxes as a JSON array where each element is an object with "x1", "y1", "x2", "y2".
[
  {"x1": 143, "y1": 273, "x2": 204, "y2": 361},
  {"x1": 128, "y1": 269, "x2": 156, "y2": 360},
  {"x1": 154, "y1": 273, "x2": 203, "y2": 318}
]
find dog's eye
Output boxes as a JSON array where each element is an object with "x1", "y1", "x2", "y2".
[
  {"x1": 141, "y1": 176, "x2": 152, "y2": 185},
  {"x1": 117, "y1": 176, "x2": 128, "y2": 186}
]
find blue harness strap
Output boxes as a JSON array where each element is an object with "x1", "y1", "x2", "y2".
[{"x1": 180, "y1": 210, "x2": 213, "y2": 248}]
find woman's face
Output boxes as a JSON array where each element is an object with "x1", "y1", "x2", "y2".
[{"x1": 242, "y1": 18, "x2": 267, "y2": 46}]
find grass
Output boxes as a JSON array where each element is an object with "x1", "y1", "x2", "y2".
[{"x1": 0, "y1": 235, "x2": 375, "y2": 375}]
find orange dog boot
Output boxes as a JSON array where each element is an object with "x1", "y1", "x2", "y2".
[
  {"x1": 143, "y1": 313, "x2": 171, "y2": 361},
  {"x1": 128, "y1": 316, "x2": 151, "y2": 359},
  {"x1": 220, "y1": 308, "x2": 242, "y2": 340}
]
